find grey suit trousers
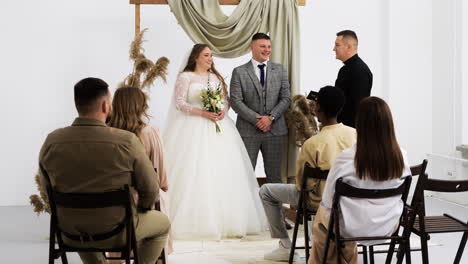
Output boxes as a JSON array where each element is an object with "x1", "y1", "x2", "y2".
[{"x1": 241, "y1": 135, "x2": 285, "y2": 183}]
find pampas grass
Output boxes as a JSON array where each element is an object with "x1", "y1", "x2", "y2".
[
  {"x1": 130, "y1": 28, "x2": 147, "y2": 60},
  {"x1": 29, "y1": 171, "x2": 50, "y2": 215},
  {"x1": 135, "y1": 54, "x2": 154, "y2": 73},
  {"x1": 142, "y1": 57, "x2": 169, "y2": 88},
  {"x1": 122, "y1": 28, "x2": 170, "y2": 90}
]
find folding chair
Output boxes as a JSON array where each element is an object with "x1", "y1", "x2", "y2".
[
  {"x1": 47, "y1": 184, "x2": 139, "y2": 264},
  {"x1": 394, "y1": 170, "x2": 468, "y2": 264},
  {"x1": 367, "y1": 159, "x2": 428, "y2": 264},
  {"x1": 322, "y1": 176, "x2": 413, "y2": 264},
  {"x1": 289, "y1": 162, "x2": 328, "y2": 263}
]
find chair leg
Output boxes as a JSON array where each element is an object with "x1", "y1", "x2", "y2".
[
  {"x1": 454, "y1": 232, "x2": 468, "y2": 264},
  {"x1": 335, "y1": 241, "x2": 342, "y2": 264},
  {"x1": 289, "y1": 212, "x2": 301, "y2": 264},
  {"x1": 362, "y1": 245, "x2": 368, "y2": 264},
  {"x1": 60, "y1": 252, "x2": 68, "y2": 264},
  {"x1": 386, "y1": 239, "x2": 397, "y2": 264},
  {"x1": 404, "y1": 239, "x2": 411, "y2": 264},
  {"x1": 420, "y1": 234, "x2": 429, "y2": 264},
  {"x1": 304, "y1": 214, "x2": 310, "y2": 262},
  {"x1": 161, "y1": 248, "x2": 167, "y2": 264},
  {"x1": 49, "y1": 222, "x2": 56, "y2": 264},
  {"x1": 132, "y1": 229, "x2": 140, "y2": 264},
  {"x1": 396, "y1": 241, "x2": 406, "y2": 264},
  {"x1": 369, "y1": 246, "x2": 374, "y2": 264},
  {"x1": 322, "y1": 233, "x2": 331, "y2": 264}
]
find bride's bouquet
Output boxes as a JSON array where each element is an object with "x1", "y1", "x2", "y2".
[{"x1": 200, "y1": 82, "x2": 224, "y2": 133}]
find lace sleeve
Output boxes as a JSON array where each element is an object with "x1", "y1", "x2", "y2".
[
  {"x1": 223, "y1": 93, "x2": 230, "y2": 112},
  {"x1": 174, "y1": 73, "x2": 195, "y2": 114}
]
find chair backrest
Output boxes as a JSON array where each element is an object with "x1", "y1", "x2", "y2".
[
  {"x1": 301, "y1": 162, "x2": 329, "y2": 189},
  {"x1": 331, "y1": 176, "x2": 412, "y2": 242},
  {"x1": 410, "y1": 159, "x2": 428, "y2": 177},
  {"x1": 410, "y1": 159, "x2": 468, "y2": 217},
  {"x1": 298, "y1": 162, "x2": 329, "y2": 210},
  {"x1": 51, "y1": 186, "x2": 133, "y2": 211},
  {"x1": 334, "y1": 176, "x2": 412, "y2": 202},
  {"x1": 47, "y1": 183, "x2": 135, "y2": 248}
]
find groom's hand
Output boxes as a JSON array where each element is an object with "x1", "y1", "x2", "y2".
[{"x1": 256, "y1": 115, "x2": 272, "y2": 132}]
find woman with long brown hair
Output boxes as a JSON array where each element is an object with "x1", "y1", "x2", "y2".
[
  {"x1": 309, "y1": 96, "x2": 411, "y2": 264},
  {"x1": 163, "y1": 44, "x2": 267, "y2": 240},
  {"x1": 108, "y1": 87, "x2": 173, "y2": 262}
]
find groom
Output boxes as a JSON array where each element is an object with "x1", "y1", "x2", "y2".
[{"x1": 230, "y1": 33, "x2": 291, "y2": 184}]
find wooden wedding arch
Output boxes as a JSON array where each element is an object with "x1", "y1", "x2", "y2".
[{"x1": 130, "y1": 0, "x2": 307, "y2": 35}]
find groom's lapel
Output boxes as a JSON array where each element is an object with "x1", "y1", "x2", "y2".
[
  {"x1": 245, "y1": 62, "x2": 262, "y2": 97},
  {"x1": 266, "y1": 63, "x2": 275, "y2": 93}
]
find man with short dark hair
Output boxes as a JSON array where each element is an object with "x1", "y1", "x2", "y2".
[
  {"x1": 333, "y1": 30, "x2": 373, "y2": 128},
  {"x1": 38, "y1": 77, "x2": 170, "y2": 264},
  {"x1": 259, "y1": 86, "x2": 356, "y2": 262},
  {"x1": 230, "y1": 32, "x2": 291, "y2": 184}
]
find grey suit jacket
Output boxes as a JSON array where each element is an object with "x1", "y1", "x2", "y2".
[{"x1": 230, "y1": 61, "x2": 291, "y2": 137}]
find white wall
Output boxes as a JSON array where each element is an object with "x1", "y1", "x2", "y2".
[
  {"x1": 0, "y1": 0, "x2": 461, "y2": 206},
  {"x1": 462, "y1": 0, "x2": 468, "y2": 145},
  {"x1": 388, "y1": 0, "x2": 433, "y2": 165}
]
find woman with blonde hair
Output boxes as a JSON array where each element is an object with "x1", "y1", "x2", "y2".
[{"x1": 108, "y1": 86, "x2": 173, "y2": 262}]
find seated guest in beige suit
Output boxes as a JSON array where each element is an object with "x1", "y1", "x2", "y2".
[
  {"x1": 259, "y1": 86, "x2": 356, "y2": 262},
  {"x1": 38, "y1": 77, "x2": 170, "y2": 264}
]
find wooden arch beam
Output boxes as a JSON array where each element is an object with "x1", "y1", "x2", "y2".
[{"x1": 130, "y1": 0, "x2": 307, "y2": 34}]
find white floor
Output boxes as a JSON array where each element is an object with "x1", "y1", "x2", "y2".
[{"x1": 1, "y1": 196, "x2": 467, "y2": 263}]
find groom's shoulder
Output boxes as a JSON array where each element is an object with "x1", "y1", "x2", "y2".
[
  {"x1": 268, "y1": 61, "x2": 285, "y2": 69},
  {"x1": 233, "y1": 61, "x2": 252, "y2": 71}
]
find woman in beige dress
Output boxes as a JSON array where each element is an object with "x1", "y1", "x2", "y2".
[{"x1": 108, "y1": 86, "x2": 173, "y2": 262}]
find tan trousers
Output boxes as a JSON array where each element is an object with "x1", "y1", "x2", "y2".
[
  {"x1": 309, "y1": 207, "x2": 358, "y2": 264},
  {"x1": 63, "y1": 210, "x2": 170, "y2": 264}
]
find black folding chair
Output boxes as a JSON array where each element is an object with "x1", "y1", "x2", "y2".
[
  {"x1": 322, "y1": 176, "x2": 413, "y2": 264},
  {"x1": 367, "y1": 159, "x2": 428, "y2": 264},
  {"x1": 394, "y1": 170, "x2": 468, "y2": 264},
  {"x1": 289, "y1": 162, "x2": 328, "y2": 263},
  {"x1": 47, "y1": 184, "x2": 139, "y2": 264}
]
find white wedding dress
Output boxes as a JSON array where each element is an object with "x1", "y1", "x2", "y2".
[{"x1": 163, "y1": 71, "x2": 268, "y2": 240}]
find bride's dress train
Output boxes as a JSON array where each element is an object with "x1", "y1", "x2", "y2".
[{"x1": 164, "y1": 72, "x2": 268, "y2": 240}]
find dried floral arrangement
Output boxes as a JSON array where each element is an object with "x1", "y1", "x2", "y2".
[
  {"x1": 119, "y1": 28, "x2": 170, "y2": 89},
  {"x1": 285, "y1": 94, "x2": 319, "y2": 147},
  {"x1": 29, "y1": 29, "x2": 170, "y2": 215}
]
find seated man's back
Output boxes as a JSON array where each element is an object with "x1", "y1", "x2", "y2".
[
  {"x1": 296, "y1": 122, "x2": 356, "y2": 209},
  {"x1": 39, "y1": 77, "x2": 169, "y2": 264},
  {"x1": 40, "y1": 117, "x2": 157, "y2": 235}
]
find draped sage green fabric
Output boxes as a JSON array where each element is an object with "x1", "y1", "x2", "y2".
[{"x1": 167, "y1": 0, "x2": 300, "y2": 180}]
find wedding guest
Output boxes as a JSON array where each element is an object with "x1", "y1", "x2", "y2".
[
  {"x1": 259, "y1": 86, "x2": 356, "y2": 262},
  {"x1": 107, "y1": 86, "x2": 173, "y2": 263},
  {"x1": 332, "y1": 30, "x2": 373, "y2": 128},
  {"x1": 309, "y1": 96, "x2": 411, "y2": 264},
  {"x1": 38, "y1": 77, "x2": 170, "y2": 264}
]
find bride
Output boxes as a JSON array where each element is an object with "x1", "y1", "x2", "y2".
[{"x1": 164, "y1": 44, "x2": 267, "y2": 240}]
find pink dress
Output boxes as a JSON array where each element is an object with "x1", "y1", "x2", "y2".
[{"x1": 140, "y1": 125, "x2": 174, "y2": 257}]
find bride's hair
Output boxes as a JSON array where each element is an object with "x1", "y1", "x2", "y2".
[
  {"x1": 183, "y1": 43, "x2": 228, "y2": 97},
  {"x1": 108, "y1": 86, "x2": 149, "y2": 138}
]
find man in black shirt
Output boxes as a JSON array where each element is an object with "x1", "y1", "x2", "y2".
[{"x1": 333, "y1": 30, "x2": 373, "y2": 128}]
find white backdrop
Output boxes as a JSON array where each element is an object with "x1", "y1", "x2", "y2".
[{"x1": 0, "y1": 0, "x2": 465, "y2": 206}]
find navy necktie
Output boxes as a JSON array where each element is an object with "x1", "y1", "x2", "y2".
[{"x1": 258, "y1": 64, "x2": 266, "y2": 86}]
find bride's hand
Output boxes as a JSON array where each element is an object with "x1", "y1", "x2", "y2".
[
  {"x1": 217, "y1": 110, "x2": 226, "y2": 120},
  {"x1": 202, "y1": 111, "x2": 218, "y2": 122}
]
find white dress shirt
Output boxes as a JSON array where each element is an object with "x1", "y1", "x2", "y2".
[
  {"x1": 320, "y1": 145, "x2": 412, "y2": 243},
  {"x1": 251, "y1": 59, "x2": 268, "y2": 81}
]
